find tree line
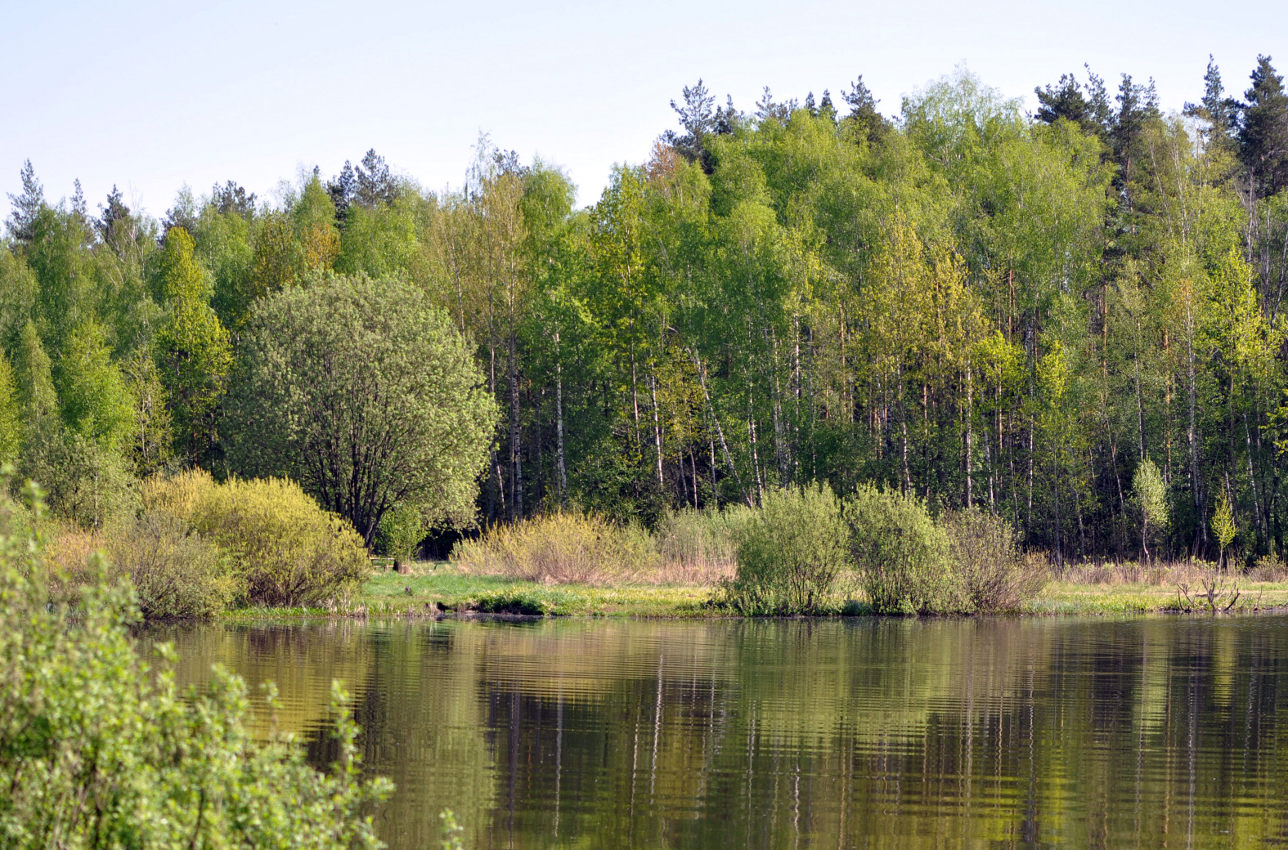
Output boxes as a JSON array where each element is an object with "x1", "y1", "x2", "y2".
[{"x1": 3, "y1": 55, "x2": 1288, "y2": 566}]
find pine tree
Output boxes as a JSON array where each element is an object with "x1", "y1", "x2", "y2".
[
  {"x1": 1184, "y1": 55, "x2": 1239, "y2": 153},
  {"x1": 5, "y1": 160, "x2": 44, "y2": 245},
  {"x1": 1238, "y1": 55, "x2": 1288, "y2": 198},
  {"x1": 842, "y1": 75, "x2": 887, "y2": 144}
]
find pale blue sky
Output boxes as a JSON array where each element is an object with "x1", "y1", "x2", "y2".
[{"x1": 3, "y1": 0, "x2": 1284, "y2": 216}]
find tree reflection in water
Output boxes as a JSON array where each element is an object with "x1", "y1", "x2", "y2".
[{"x1": 158, "y1": 616, "x2": 1288, "y2": 849}]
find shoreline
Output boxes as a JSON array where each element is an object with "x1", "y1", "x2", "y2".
[{"x1": 211, "y1": 567, "x2": 1288, "y2": 625}]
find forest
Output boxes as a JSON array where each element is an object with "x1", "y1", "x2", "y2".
[{"x1": 3, "y1": 55, "x2": 1288, "y2": 568}]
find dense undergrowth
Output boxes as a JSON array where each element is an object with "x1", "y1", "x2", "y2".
[
  {"x1": 32, "y1": 469, "x2": 1285, "y2": 622},
  {"x1": 0, "y1": 476, "x2": 391, "y2": 848},
  {"x1": 449, "y1": 486, "x2": 1045, "y2": 615},
  {"x1": 46, "y1": 469, "x2": 370, "y2": 619}
]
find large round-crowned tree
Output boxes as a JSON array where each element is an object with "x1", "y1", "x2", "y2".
[{"x1": 225, "y1": 273, "x2": 497, "y2": 544}]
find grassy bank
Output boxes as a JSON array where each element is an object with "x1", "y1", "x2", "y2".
[{"x1": 221, "y1": 563, "x2": 1288, "y2": 622}]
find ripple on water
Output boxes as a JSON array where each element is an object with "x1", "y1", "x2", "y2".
[{"x1": 155, "y1": 615, "x2": 1288, "y2": 849}]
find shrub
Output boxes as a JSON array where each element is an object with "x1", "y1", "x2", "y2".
[
  {"x1": 105, "y1": 511, "x2": 238, "y2": 619},
  {"x1": 471, "y1": 589, "x2": 550, "y2": 615},
  {"x1": 942, "y1": 507, "x2": 1047, "y2": 613},
  {"x1": 846, "y1": 485, "x2": 959, "y2": 614},
  {"x1": 145, "y1": 469, "x2": 369, "y2": 606},
  {"x1": 42, "y1": 521, "x2": 103, "y2": 601},
  {"x1": 652, "y1": 505, "x2": 756, "y2": 583},
  {"x1": 44, "y1": 515, "x2": 236, "y2": 620},
  {"x1": 451, "y1": 511, "x2": 658, "y2": 584},
  {"x1": 1245, "y1": 551, "x2": 1287, "y2": 580},
  {"x1": 724, "y1": 483, "x2": 850, "y2": 615},
  {"x1": 375, "y1": 502, "x2": 427, "y2": 566},
  {"x1": 0, "y1": 479, "x2": 391, "y2": 849}
]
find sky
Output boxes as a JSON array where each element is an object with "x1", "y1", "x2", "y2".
[{"x1": 2, "y1": 0, "x2": 1285, "y2": 218}]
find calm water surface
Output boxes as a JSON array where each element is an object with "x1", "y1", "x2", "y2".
[{"x1": 156, "y1": 616, "x2": 1288, "y2": 848}]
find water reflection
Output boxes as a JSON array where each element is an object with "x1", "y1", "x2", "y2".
[{"x1": 156, "y1": 616, "x2": 1288, "y2": 848}]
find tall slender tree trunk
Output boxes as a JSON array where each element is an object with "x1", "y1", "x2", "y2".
[
  {"x1": 709, "y1": 436, "x2": 719, "y2": 507},
  {"x1": 555, "y1": 330, "x2": 567, "y2": 507},
  {"x1": 691, "y1": 349, "x2": 750, "y2": 507},
  {"x1": 897, "y1": 365, "x2": 911, "y2": 493},
  {"x1": 1187, "y1": 312, "x2": 1203, "y2": 555},
  {"x1": 748, "y1": 386, "x2": 764, "y2": 502},
  {"x1": 965, "y1": 362, "x2": 974, "y2": 509},
  {"x1": 630, "y1": 319, "x2": 641, "y2": 451},
  {"x1": 650, "y1": 370, "x2": 664, "y2": 487},
  {"x1": 690, "y1": 447, "x2": 700, "y2": 508},
  {"x1": 508, "y1": 321, "x2": 523, "y2": 521}
]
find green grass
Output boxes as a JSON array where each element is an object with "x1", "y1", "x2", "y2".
[
  {"x1": 220, "y1": 564, "x2": 1288, "y2": 622},
  {"x1": 1026, "y1": 579, "x2": 1288, "y2": 615},
  {"x1": 344, "y1": 565, "x2": 715, "y2": 618}
]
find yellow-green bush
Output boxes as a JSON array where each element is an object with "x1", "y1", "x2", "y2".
[
  {"x1": 107, "y1": 511, "x2": 238, "y2": 619},
  {"x1": 724, "y1": 483, "x2": 850, "y2": 615},
  {"x1": 46, "y1": 512, "x2": 237, "y2": 620},
  {"x1": 846, "y1": 485, "x2": 959, "y2": 614},
  {"x1": 450, "y1": 511, "x2": 658, "y2": 584},
  {"x1": 145, "y1": 470, "x2": 369, "y2": 606}
]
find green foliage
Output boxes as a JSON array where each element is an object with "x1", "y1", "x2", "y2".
[
  {"x1": 470, "y1": 588, "x2": 551, "y2": 615},
  {"x1": 104, "y1": 510, "x2": 238, "y2": 619},
  {"x1": 152, "y1": 227, "x2": 232, "y2": 461},
  {"x1": 439, "y1": 809, "x2": 465, "y2": 850},
  {"x1": 0, "y1": 480, "x2": 391, "y2": 848},
  {"x1": 12, "y1": 320, "x2": 56, "y2": 423},
  {"x1": 120, "y1": 350, "x2": 173, "y2": 476},
  {"x1": 55, "y1": 320, "x2": 134, "y2": 451},
  {"x1": 451, "y1": 511, "x2": 658, "y2": 584},
  {"x1": 1212, "y1": 488, "x2": 1238, "y2": 568},
  {"x1": 1132, "y1": 457, "x2": 1169, "y2": 560},
  {"x1": 375, "y1": 502, "x2": 427, "y2": 564},
  {"x1": 144, "y1": 469, "x2": 369, "y2": 606},
  {"x1": 846, "y1": 485, "x2": 959, "y2": 614},
  {"x1": 0, "y1": 353, "x2": 20, "y2": 467},
  {"x1": 0, "y1": 250, "x2": 37, "y2": 346},
  {"x1": 724, "y1": 483, "x2": 850, "y2": 615},
  {"x1": 942, "y1": 507, "x2": 1047, "y2": 613},
  {"x1": 225, "y1": 273, "x2": 498, "y2": 545},
  {"x1": 23, "y1": 432, "x2": 138, "y2": 529}
]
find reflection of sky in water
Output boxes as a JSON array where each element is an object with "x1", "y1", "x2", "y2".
[{"x1": 156, "y1": 616, "x2": 1288, "y2": 849}]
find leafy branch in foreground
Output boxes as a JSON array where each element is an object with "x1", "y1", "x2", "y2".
[{"x1": 0, "y1": 473, "x2": 392, "y2": 849}]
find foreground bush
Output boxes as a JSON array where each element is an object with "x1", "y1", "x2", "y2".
[
  {"x1": 652, "y1": 505, "x2": 756, "y2": 583},
  {"x1": 847, "y1": 485, "x2": 959, "y2": 614},
  {"x1": 145, "y1": 470, "x2": 369, "y2": 606},
  {"x1": 0, "y1": 480, "x2": 391, "y2": 849},
  {"x1": 724, "y1": 483, "x2": 850, "y2": 615},
  {"x1": 942, "y1": 507, "x2": 1047, "y2": 613},
  {"x1": 451, "y1": 511, "x2": 657, "y2": 584}
]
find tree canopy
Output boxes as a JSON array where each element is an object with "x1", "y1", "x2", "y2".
[
  {"x1": 223, "y1": 273, "x2": 498, "y2": 544},
  {"x1": 4, "y1": 57, "x2": 1288, "y2": 567}
]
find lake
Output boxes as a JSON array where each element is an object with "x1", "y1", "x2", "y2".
[{"x1": 155, "y1": 616, "x2": 1288, "y2": 848}]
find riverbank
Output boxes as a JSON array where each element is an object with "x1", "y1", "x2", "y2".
[{"x1": 221, "y1": 563, "x2": 1288, "y2": 622}]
